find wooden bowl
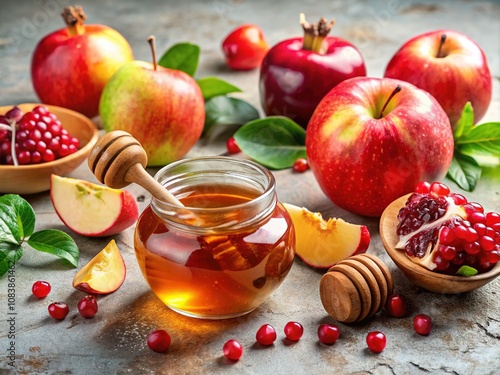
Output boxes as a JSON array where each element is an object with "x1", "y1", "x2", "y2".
[
  {"x1": 0, "y1": 103, "x2": 99, "y2": 194},
  {"x1": 380, "y1": 194, "x2": 500, "y2": 294}
]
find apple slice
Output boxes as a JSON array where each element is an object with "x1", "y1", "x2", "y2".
[
  {"x1": 73, "y1": 239, "x2": 126, "y2": 294},
  {"x1": 283, "y1": 203, "x2": 370, "y2": 269},
  {"x1": 50, "y1": 174, "x2": 138, "y2": 237}
]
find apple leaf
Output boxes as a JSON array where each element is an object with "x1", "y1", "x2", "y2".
[
  {"x1": 197, "y1": 77, "x2": 242, "y2": 101},
  {"x1": 0, "y1": 194, "x2": 35, "y2": 243},
  {"x1": 455, "y1": 121, "x2": 500, "y2": 158},
  {"x1": 453, "y1": 102, "x2": 474, "y2": 139},
  {"x1": 446, "y1": 154, "x2": 482, "y2": 192},
  {"x1": 27, "y1": 230, "x2": 79, "y2": 268},
  {"x1": 456, "y1": 265, "x2": 478, "y2": 277},
  {"x1": 158, "y1": 42, "x2": 200, "y2": 77},
  {"x1": 203, "y1": 96, "x2": 260, "y2": 138},
  {"x1": 0, "y1": 242, "x2": 23, "y2": 277},
  {"x1": 234, "y1": 116, "x2": 307, "y2": 170}
]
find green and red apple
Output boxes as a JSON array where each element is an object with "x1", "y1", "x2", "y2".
[
  {"x1": 73, "y1": 239, "x2": 126, "y2": 294},
  {"x1": 50, "y1": 174, "x2": 138, "y2": 237},
  {"x1": 306, "y1": 77, "x2": 454, "y2": 217},
  {"x1": 283, "y1": 203, "x2": 370, "y2": 269},
  {"x1": 384, "y1": 30, "x2": 492, "y2": 126},
  {"x1": 31, "y1": 5, "x2": 133, "y2": 118},
  {"x1": 99, "y1": 37, "x2": 205, "y2": 166}
]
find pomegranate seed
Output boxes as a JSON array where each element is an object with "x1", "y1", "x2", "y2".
[
  {"x1": 450, "y1": 193, "x2": 467, "y2": 205},
  {"x1": 479, "y1": 236, "x2": 495, "y2": 251},
  {"x1": 385, "y1": 293, "x2": 407, "y2": 318},
  {"x1": 77, "y1": 295, "x2": 98, "y2": 318},
  {"x1": 469, "y1": 212, "x2": 486, "y2": 225},
  {"x1": 486, "y1": 212, "x2": 500, "y2": 226},
  {"x1": 439, "y1": 227, "x2": 455, "y2": 245},
  {"x1": 256, "y1": 324, "x2": 277, "y2": 346},
  {"x1": 147, "y1": 329, "x2": 171, "y2": 353},
  {"x1": 430, "y1": 182, "x2": 450, "y2": 196},
  {"x1": 469, "y1": 202, "x2": 484, "y2": 213},
  {"x1": 226, "y1": 136, "x2": 241, "y2": 154},
  {"x1": 413, "y1": 314, "x2": 432, "y2": 336},
  {"x1": 284, "y1": 321, "x2": 304, "y2": 341},
  {"x1": 474, "y1": 223, "x2": 487, "y2": 236},
  {"x1": 414, "y1": 181, "x2": 430, "y2": 194},
  {"x1": 292, "y1": 158, "x2": 309, "y2": 173},
  {"x1": 439, "y1": 245, "x2": 457, "y2": 261},
  {"x1": 366, "y1": 331, "x2": 386, "y2": 353},
  {"x1": 33, "y1": 105, "x2": 49, "y2": 116},
  {"x1": 464, "y1": 227, "x2": 479, "y2": 243},
  {"x1": 451, "y1": 251, "x2": 466, "y2": 265},
  {"x1": 48, "y1": 302, "x2": 69, "y2": 320},
  {"x1": 32, "y1": 280, "x2": 51, "y2": 298},
  {"x1": 317, "y1": 323, "x2": 340, "y2": 345},
  {"x1": 433, "y1": 253, "x2": 450, "y2": 271},
  {"x1": 223, "y1": 339, "x2": 243, "y2": 361},
  {"x1": 465, "y1": 241, "x2": 481, "y2": 255}
]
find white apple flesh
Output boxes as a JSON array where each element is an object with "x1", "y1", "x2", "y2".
[{"x1": 50, "y1": 174, "x2": 138, "y2": 237}]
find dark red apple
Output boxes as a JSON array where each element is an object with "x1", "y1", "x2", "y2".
[
  {"x1": 384, "y1": 30, "x2": 492, "y2": 127},
  {"x1": 306, "y1": 77, "x2": 454, "y2": 217},
  {"x1": 259, "y1": 14, "x2": 366, "y2": 127},
  {"x1": 31, "y1": 5, "x2": 133, "y2": 118}
]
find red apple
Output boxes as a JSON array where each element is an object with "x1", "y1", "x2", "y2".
[
  {"x1": 259, "y1": 14, "x2": 366, "y2": 127},
  {"x1": 73, "y1": 239, "x2": 126, "y2": 294},
  {"x1": 50, "y1": 174, "x2": 138, "y2": 237},
  {"x1": 31, "y1": 5, "x2": 133, "y2": 118},
  {"x1": 99, "y1": 36, "x2": 205, "y2": 166},
  {"x1": 306, "y1": 77, "x2": 454, "y2": 217},
  {"x1": 384, "y1": 30, "x2": 492, "y2": 126},
  {"x1": 222, "y1": 24, "x2": 269, "y2": 70},
  {"x1": 283, "y1": 203, "x2": 370, "y2": 269}
]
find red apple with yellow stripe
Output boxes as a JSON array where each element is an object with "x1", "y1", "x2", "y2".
[
  {"x1": 306, "y1": 77, "x2": 454, "y2": 217},
  {"x1": 31, "y1": 5, "x2": 133, "y2": 118},
  {"x1": 384, "y1": 30, "x2": 492, "y2": 127}
]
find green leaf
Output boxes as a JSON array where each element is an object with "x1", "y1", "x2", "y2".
[
  {"x1": 234, "y1": 116, "x2": 307, "y2": 169},
  {"x1": 204, "y1": 96, "x2": 260, "y2": 137},
  {"x1": 197, "y1": 77, "x2": 242, "y2": 101},
  {"x1": 456, "y1": 265, "x2": 478, "y2": 277},
  {"x1": 455, "y1": 122, "x2": 500, "y2": 158},
  {"x1": 453, "y1": 102, "x2": 474, "y2": 139},
  {"x1": 27, "y1": 230, "x2": 79, "y2": 268},
  {"x1": 0, "y1": 194, "x2": 35, "y2": 243},
  {"x1": 0, "y1": 242, "x2": 22, "y2": 277},
  {"x1": 446, "y1": 154, "x2": 482, "y2": 192},
  {"x1": 158, "y1": 42, "x2": 200, "y2": 77}
]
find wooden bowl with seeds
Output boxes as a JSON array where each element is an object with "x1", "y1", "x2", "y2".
[{"x1": 380, "y1": 194, "x2": 500, "y2": 294}]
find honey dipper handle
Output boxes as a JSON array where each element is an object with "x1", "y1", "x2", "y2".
[{"x1": 125, "y1": 163, "x2": 184, "y2": 207}]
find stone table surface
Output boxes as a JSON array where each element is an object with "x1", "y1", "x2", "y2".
[{"x1": 1, "y1": 0, "x2": 500, "y2": 374}]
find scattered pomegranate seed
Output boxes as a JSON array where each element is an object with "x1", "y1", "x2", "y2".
[
  {"x1": 48, "y1": 302, "x2": 69, "y2": 320},
  {"x1": 32, "y1": 280, "x2": 51, "y2": 298},
  {"x1": 147, "y1": 329, "x2": 172, "y2": 353},
  {"x1": 256, "y1": 324, "x2": 277, "y2": 346},
  {"x1": 414, "y1": 181, "x2": 430, "y2": 194},
  {"x1": 413, "y1": 314, "x2": 432, "y2": 336},
  {"x1": 226, "y1": 136, "x2": 241, "y2": 154},
  {"x1": 317, "y1": 323, "x2": 340, "y2": 345},
  {"x1": 77, "y1": 295, "x2": 98, "y2": 318},
  {"x1": 284, "y1": 321, "x2": 304, "y2": 341},
  {"x1": 292, "y1": 158, "x2": 309, "y2": 173},
  {"x1": 223, "y1": 339, "x2": 243, "y2": 361},
  {"x1": 366, "y1": 331, "x2": 386, "y2": 353},
  {"x1": 385, "y1": 293, "x2": 407, "y2": 318}
]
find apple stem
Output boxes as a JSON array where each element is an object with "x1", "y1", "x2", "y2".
[
  {"x1": 300, "y1": 13, "x2": 335, "y2": 54},
  {"x1": 61, "y1": 5, "x2": 86, "y2": 36},
  {"x1": 379, "y1": 85, "x2": 402, "y2": 118},
  {"x1": 147, "y1": 35, "x2": 158, "y2": 71},
  {"x1": 436, "y1": 34, "x2": 447, "y2": 58}
]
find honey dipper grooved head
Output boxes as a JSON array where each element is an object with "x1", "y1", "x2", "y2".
[{"x1": 88, "y1": 130, "x2": 148, "y2": 189}]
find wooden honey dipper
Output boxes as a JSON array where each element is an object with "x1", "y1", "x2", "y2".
[
  {"x1": 319, "y1": 253, "x2": 394, "y2": 323},
  {"x1": 87, "y1": 130, "x2": 185, "y2": 208}
]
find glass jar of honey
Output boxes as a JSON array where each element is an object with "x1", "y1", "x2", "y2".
[{"x1": 134, "y1": 156, "x2": 295, "y2": 319}]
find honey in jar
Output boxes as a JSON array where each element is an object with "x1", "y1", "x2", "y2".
[{"x1": 134, "y1": 157, "x2": 295, "y2": 319}]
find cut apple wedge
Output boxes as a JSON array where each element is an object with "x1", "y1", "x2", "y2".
[
  {"x1": 50, "y1": 174, "x2": 138, "y2": 237},
  {"x1": 283, "y1": 203, "x2": 370, "y2": 269},
  {"x1": 73, "y1": 239, "x2": 126, "y2": 294}
]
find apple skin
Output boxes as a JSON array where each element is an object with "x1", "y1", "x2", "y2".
[
  {"x1": 99, "y1": 61, "x2": 205, "y2": 166},
  {"x1": 306, "y1": 77, "x2": 454, "y2": 217},
  {"x1": 31, "y1": 24, "x2": 133, "y2": 118},
  {"x1": 50, "y1": 174, "x2": 138, "y2": 237},
  {"x1": 259, "y1": 37, "x2": 366, "y2": 127},
  {"x1": 222, "y1": 24, "x2": 269, "y2": 70},
  {"x1": 384, "y1": 29, "x2": 492, "y2": 126}
]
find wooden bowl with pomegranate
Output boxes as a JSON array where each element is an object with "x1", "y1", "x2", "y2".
[
  {"x1": 0, "y1": 103, "x2": 98, "y2": 194},
  {"x1": 380, "y1": 193, "x2": 500, "y2": 294}
]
